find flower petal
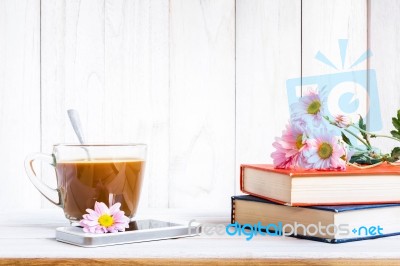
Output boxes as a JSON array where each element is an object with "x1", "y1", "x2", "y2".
[
  {"x1": 307, "y1": 153, "x2": 321, "y2": 163},
  {"x1": 95, "y1": 201, "x2": 110, "y2": 215},
  {"x1": 109, "y1": 202, "x2": 122, "y2": 215},
  {"x1": 86, "y1": 208, "x2": 100, "y2": 218}
]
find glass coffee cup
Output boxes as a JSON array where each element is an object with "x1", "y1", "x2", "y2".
[{"x1": 25, "y1": 144, "x2": 146, "y2": 222}]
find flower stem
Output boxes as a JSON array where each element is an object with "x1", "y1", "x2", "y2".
[
  {"x1": 343, "y1": 128, "x2": 372, "y2": 149},
  {"x1": 350, "y1": 124, "x2": 400, "y2": 143},
  {"x1": 347, "y1": 161, "x2": 383, "y2": 169},
  {"x1": 352, "y1": 146, "x2": 367, "y2": 152},
  {"x1": 322, "y1": 116, "x2": 372, "y2": 149}
]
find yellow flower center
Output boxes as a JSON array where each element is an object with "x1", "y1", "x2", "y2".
[
  {"x1": 98, "y1": 214, "x2": 114, "y2": 227},
  {"x1": 318, "y1": 142, "x2": 333, "y2": 159},
  {"x1": 307, "y1": 100, "x2": 321, "y2": 115},
  {"x1": 295, "y1": 134, "x2": 304, "y2": 150}
]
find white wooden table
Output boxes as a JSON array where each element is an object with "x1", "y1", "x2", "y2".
[{"x1": 1, "y1": 209, "x2": 400, "y2": 265}]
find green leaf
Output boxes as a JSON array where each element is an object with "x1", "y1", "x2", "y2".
[
  {"x1": 349, "y1": 154, "x2": 363, "y2": 163},
  {"x1": 390, "y1": 110, "x2": 400, "y2": 140},
  {"x1": 392, "y1": 117, "x2": 400, "y2": 131},
  {"x1": 386, "y1": 157, "x2": 397, "y2": 163},
  {"x1": 358, "y1": 115, "x2": 365, "y2": 130},
  {"x1": 391, "y1": 147, "x2": 400, "y2": 161},
  {"x1": 358, "y1": 115, "x2": 370, "y2": 146},
  {"x1": 341, "y1": 132, "x2": 352, "y2": 146},
  {"x1": 391, "y1": 130, "x2": 400, "y2": 140},
  {"x1": 350, "y1": 155, "x2": 381, "y2": 165},
  {"x1": 387, "y1": 148, "x2": 400, "y2": 163},
  {"x1": 348, "y1": 149, "x2": 385, "y2": 165}
]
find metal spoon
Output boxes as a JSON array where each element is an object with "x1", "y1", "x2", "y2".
[
  {"x1": 67, "y1": 109, "x2": 86, "y2": 144},
  {"x1": 67, "y1": 109, "x2": 91, "y2": 160}
]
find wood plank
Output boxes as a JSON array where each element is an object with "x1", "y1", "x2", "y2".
[
  {"x1": 2, "y1": 234, "x2": 400, "y2": 259},
  {"x1": 1, "y1": 210, "x2": 400, "y2": 260},
  {"x1": 104, "y1": 0, "x2": 169, "y2": 208},
  {"x1": 235, "y1": 0, "x2": 301, "y2": 192},
  {"x1": 3, "y1": 258, "x2": 400, "y2": 266},
  {"x1": 0, "y1": 0, "x2": 41, "y2": 210},
  {"x1": 169, "y1": 0, "x2": 236, "y2": 208},
  {"x1": 301, "y1": 0, "x2": 368, "y2": 128},
  {"x1": 369, "y1": 0, "x2": 400, "y2": 153},
  {"x1": 41, "y1": 0, "x2": 105, "y2": 207}
]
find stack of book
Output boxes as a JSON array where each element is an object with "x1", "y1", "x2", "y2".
[{"x1": 231, "y1": 164, "x2": 400, "y2": 243}]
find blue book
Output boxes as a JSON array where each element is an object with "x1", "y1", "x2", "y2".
[{"x1": 231, "y1": 195, "x2": 400, "y2": 243}]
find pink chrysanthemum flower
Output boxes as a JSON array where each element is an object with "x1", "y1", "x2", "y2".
[
  {"x1": 290, "y1": 90, "x2": 326, "y2": 127},
  {"x1": 79, "y1": 202, "x2": 130, "y2": 234},
  {"x1": 271, "y1": 122, "x2": 308, "y2": 169},
  {"x1": 302, "y1": 129, "x2": 346, "y2": 170},
  {"x1": 334, "y1": 114, "x2": 352, "y2": 128}
]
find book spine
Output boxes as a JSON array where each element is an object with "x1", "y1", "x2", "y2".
[
  {"x1": 231, "y1": 196, "x2": 235, "y2": 224},
  {"x1": 239, "y1": 165, "x2": 245, "y2": 192}
]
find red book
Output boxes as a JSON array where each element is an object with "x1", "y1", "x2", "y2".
[{"x1": 240, "y1": 164, "x2": 400, "y2": 206}]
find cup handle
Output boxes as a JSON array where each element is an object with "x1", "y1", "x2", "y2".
[{"x1": 24, "y1": 153, "x2": 62, "y2": 207}]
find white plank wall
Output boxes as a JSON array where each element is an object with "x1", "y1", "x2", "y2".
[
  {"x1": 41, "y1": 0, "x2": 106, "y2": 146},
  {"x1": 302, "y1": 0, "x2": 367, "y2": 76},
  {"x1": 235, "y1": 0, "x2": 301, "y2": 193},
  {"x1": 1, "y1": 0, "x2": 399, "y2": 211},
  {"x1": 369, "y1": 0, "x2": 400, "y2": 154},
  {"x1": 104, "y1": 0, "x2": 169, "y2": 208},
  {"x1": 169, "y1": 0, "x2": 235, "y2": 209},
  {"x1": 41, "y1": 0, "x2": 106, "y2": 208},
  {"x1": 302, "y1": 0, "x2": 368, "y2": 125},
  {"x1": 0, "y1": 0, "x2": 41, "y2": 210}
]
